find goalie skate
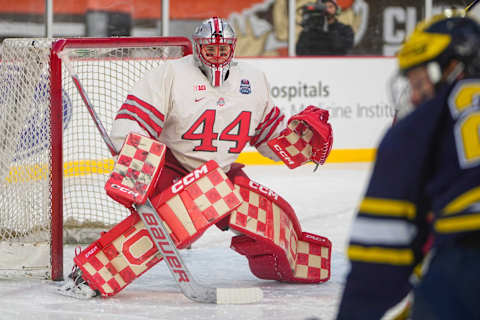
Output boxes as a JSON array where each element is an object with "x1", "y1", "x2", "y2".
[{"x1": 57, "y1": 265, "x2": 99, "y2": 300}]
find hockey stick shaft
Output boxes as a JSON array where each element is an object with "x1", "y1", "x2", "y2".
[
  {"x1": 69, "y1": 76, "x2": 117, "y2": 156},
  {"x1": 60, "y1": 53, "x2": 262, "y2": 304}
]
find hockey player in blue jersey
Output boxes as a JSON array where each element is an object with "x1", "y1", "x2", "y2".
[{"x1": 336, "y1": 10, "x2": 480, "y2": 320}]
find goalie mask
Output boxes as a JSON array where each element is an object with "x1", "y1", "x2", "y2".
[{"x1": 192, "y1": 17, "x2": 237, "y2": 87}]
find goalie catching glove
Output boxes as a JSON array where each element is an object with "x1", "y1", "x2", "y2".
[{"x1": 267, "y1": 105, "x2": 333, "y2": 169}]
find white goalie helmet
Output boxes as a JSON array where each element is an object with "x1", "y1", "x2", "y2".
[{"x1": 192, "y1": 17, "x2": 237, "y2": 87}]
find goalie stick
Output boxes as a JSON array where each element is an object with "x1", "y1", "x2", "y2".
[{"x1": 58, "y1": 50, "x2": 263, "y2": 304}]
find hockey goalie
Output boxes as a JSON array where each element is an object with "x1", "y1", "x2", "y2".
[{"x1": 61, "y1": 17, "x2": 333, "y2": 300}]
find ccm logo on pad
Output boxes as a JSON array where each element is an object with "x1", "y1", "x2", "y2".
[
  {"x1": 111, "y1": 184, "x2": 139, "y2": 198},
  {"x1": 272, "y1": 144, "x2": 295, "y2": 166},
  {"x1": 171, "y1": 164, "x2": 209, "y2": 193},
  {"x1": 248, "y1": 181, "x2": 279, "y2": 200}
]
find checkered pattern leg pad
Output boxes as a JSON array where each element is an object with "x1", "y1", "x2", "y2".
[
  {"x1": 106, "y1": 133, "x2": 166, "y2": 207},
  {"x1": 294, "y1": 233, "x2": 331, "y2": 282},
  {"x1": 230, "y1": 186, "x2": 299, "y2": 271},
  {"x1": 229, "y1": 177, "x2": 331, "y2": 283},
  {"x1": 152, "y1": 160, "x2": 242, "y2": 248},
  {"x1": 74, "y1": 213, "x2": 163, "y2": 297}
]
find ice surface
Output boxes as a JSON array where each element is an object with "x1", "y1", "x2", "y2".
[{"x1": 0, "y1": 163, "x2": 372, "y2": 320}]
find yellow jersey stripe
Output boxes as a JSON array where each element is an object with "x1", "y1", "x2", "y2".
[
  {"x1": 443, "y1": 186, "x2": 480, "y2": 215},
  {"x1": 435, "y1": 212, "x2": 480, "y2": 233},
  {"x1": 348, "y1": 245, "x2": 414, "y2": 265},
  {"x1": 359, "y1": 198, "x2": 416, "y2": 219}
]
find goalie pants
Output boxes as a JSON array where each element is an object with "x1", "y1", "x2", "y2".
[
  {"x1": 154, "y1": 148, "x2": 247, "y2": 230},
  {"x1": 410, "y1": 235, "x2": 480, "y2": 320}
]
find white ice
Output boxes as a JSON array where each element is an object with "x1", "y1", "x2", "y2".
[{"x1": 0, "y1": 163, "x2": 372, "y2": 320}]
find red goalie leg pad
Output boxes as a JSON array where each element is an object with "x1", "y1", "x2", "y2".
[
  {"x1": 229, "y1": 176, "x2": 331, "y2": 283},
  {"x1": 231, "y1": 234, "x2": 291, "y2": 281},
  {"x1": 150, "y1": 160, "x2": 243, "y2": 249},
  {"x1": 231, "y1": 232, "x2": 331, "y2": 283},
  {"x1": 73, "y1": 213, "x2": 163, "y2": 297}
]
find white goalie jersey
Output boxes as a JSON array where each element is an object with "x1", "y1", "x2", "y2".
[{"x1": 111, "y1": 55, "x2": 285, "y2": 172}]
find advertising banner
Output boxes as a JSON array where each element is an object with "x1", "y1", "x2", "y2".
[{"x1": 239, "y1": 57, "x2": 397, "y2": 163}]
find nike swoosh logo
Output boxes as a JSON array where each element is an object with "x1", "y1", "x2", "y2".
[{"x1": 195, "y1": 97, "x2": 205, "y2": 102}]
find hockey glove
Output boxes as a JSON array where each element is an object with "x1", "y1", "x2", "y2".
[
  {"x1": 267, "y1": 105, "x2": 333, "y2": 169},
  {"x1": 105, "y1": 133, "x2": 166, "y2": 209}
]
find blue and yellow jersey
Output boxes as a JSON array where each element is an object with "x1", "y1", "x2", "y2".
[{"x1": 337, "y1": 77, "x2": 480, "y2": 319}]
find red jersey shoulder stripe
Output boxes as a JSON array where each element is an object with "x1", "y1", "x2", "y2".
[
  {"x1": 115, "y1": 100, "x2": 164, "y2": 139},
  {"x1": 126, "y1": 94, "x2": 165, "y2": 122},
  {"x1": 254, "y1": 114, "x2": 284, "y2": 147},
  {"x1": 251, "y1": 106, "x2": 284, "y2": 147}
]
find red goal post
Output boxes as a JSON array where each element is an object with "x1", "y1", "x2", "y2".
[{"x1": 0, "y1": 37, "x2": 192, "y2": 281}]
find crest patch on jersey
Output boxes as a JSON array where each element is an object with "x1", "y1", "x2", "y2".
[
  {"x1": 217, "y1": 98, "x2": 225, "y2": 107},
  {"x1": 240, "y1": 79, "x2": 251, "y2": 94}
]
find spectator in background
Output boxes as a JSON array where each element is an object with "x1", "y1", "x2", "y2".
[
  {"x1": 86, "y1": 0, "x2": 133, "y2": 37},
  {"x1": 296, "y1": 0, "x2": 354, "y2": 56}
]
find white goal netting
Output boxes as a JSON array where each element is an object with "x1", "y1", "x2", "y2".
[{"x1": 0, "y1": 37, "x2": 190, "y2": 279}]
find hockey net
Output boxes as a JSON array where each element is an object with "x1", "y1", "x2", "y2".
[{"x1": 0, "y1": 37, "x2": 192, "y2": 280}]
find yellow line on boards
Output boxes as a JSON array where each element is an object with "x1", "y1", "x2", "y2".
[
  {"x1": 4, "y1": 159, "x2": 115, "y2": 184},
  {"x1": 237, "y1": 149, "x2": 376, "y2": 165},
  {"x1": 63, "y1": 159, "x2": 114, "y2": 177},
  {"x1": 4, "y1": 149, "x2": 376, "y2": 183}
]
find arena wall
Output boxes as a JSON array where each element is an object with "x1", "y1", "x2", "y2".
[{"x1": 239, "y1": 56, "x2": 397, "y2": 164}]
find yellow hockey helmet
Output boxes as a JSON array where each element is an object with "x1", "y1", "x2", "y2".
[
  {"x1": 397, "y1": 10, "x2": 480, "y2": 79},
  {"x1": 390, "y1": 11, "x2": 480, "y2": 120}
]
